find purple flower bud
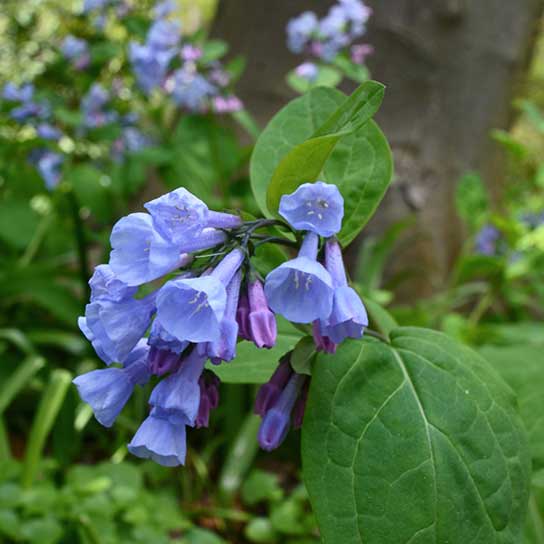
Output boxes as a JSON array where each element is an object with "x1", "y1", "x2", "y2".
[
  {"x1": 312, "y1": 320, "x2": 337, "y2": 354},
  {"x1": 248, "y1": 278, "x2": 277, "y2": 349},
  {"x1": 195, "y1": 372, "x2": 220, "y2": 428},
  {"x1": 279, "y1": 181, "x2": 344, "y2": 237},
  {"x1": 292, "y1": 380, "x2": 309, "y2": 430},
  {"x1": 148, "y1": 318, "x2": 188, "y2": 354},
  {"x1": 258, "y1": 372, "x2": 306, "y2": 451},
  {"x1": 236, "y1": 290, "x2": 252, "y2": 341},
  {"x1": 181, "y1": 45, "x2": 202, "y2": 61},
  {"x1": 147, "y1": 346, "x2": 182, "y2": 375},
  {"x1": 254, "y1": 358, "x2": 292, "y2": 417},
  {"x1": 351, "y1": 43, "x2": 373, "y2": 64}
]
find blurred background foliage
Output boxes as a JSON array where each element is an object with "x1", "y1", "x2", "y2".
[{"x1": 0, "y1": 0, "x2": 543, "y2": 542}]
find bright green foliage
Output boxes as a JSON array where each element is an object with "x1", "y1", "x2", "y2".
[{"x1": 302, "y1": 328, "x2": 531, "y2": 543}]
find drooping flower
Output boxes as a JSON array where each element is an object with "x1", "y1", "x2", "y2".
[
  {"x1": 279, "y1": 181, "x2": 344, "y2": 237},
  {"x1": 72, "y1": 339, "x2": 151, "y2": 427},
  {"x1": 247, "y1": 277, "x2": 277, "y2": 349},
  {"x1": 312, "y1": 320, "x2": 337, "y2": 354},
  {"x1": 199, "y1": 269, "x2": 242, "y2": 363},
  {"x1": 108, "y1": 213, "x2": 200, "y2": 286},
  {"x1": 156, "y1": 249, "x2": 244, "y2": 343},
  {"x1": 258, "y1": 370, "x2": 307, "y2": 451},
  {"x1": 169, "y1": 67, "x2": 217, "y2": 112},
  {"x1": 318, "y1": 238, "x2": 368, "y2": 344},
  {"x1": 265, "y1": 232, "x2": 333, "y2": 323},
  {"x1": 254, "y1": 357, "x2": 292, "y2": 417},
  {"x1": 89, "y1": 264, "x2": 138, "y2": 302},
  {"x1": 148, "y1": 318, "x2": 188, "y2": 355},
  {"x1": 147, "y1": 346, "x2": 182, "y2": 375},
  {"x1": 127, "y1": 408, "x2": 188, "y2": 466},
  {"x1": 81, "y1": 293, "x2": 156, "y2": 364}
]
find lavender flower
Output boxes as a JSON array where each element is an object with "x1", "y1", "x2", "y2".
[
  {"x1": 295, "y1": 62, "x2": 319, "y2": 82},
  {"x1": 265, "y1": 232, "x2": 334, "y2": 323},
  {"x1": 2, "y1": 83, "x2": 34, "y2": 102},
  {"x1": 129, "y1": 43, "x2": 176, "y2": 94},
  {"x1": 475, "y1": 224, "x2": 501, "y2": 256},
  {"x1": 61, "y1": 36, "x2": 90, "y2": 69},
  {"x1": 169, "y1": 67, "x2": 218, "y2": 112},
  {"x1": 247, "y1": 278, "x2": 277, "y2": 349},
  {"x1": 279, "y1": 181, "x2": 344, "y2": 237},
  {"x1": 147, "y1": 20, "x2": 181, "y2": 51},
  {"x1": 195, "y1": 373, "x2": 220, "y2": 428},
  {"x1": 286, "y1": 11, "x2": 318, "y2": 53},
  {"x1": 33, "y1": 151, "x2": 64, "y2": 190}
]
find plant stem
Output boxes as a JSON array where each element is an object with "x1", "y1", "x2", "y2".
[
  {"x1": 0, "y1": 418, "x2": 11, "y2": 461},
  {"x1": 66, "y1": 190, "x2": 90, "y2": 302}
]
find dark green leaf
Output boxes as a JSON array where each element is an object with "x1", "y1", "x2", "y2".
[{"x1": 302, "y1": 328, "x2": 531, "y2": 543}]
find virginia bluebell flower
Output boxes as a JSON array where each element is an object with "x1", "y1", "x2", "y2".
[
  {"x1": 81, "y1": 84, "x2": 117, "y2": 128},
  {"x1": 318, "y1": 238, "x2": 368, "y2": 344},
  {"x1": 148, "y1": 318, "x2": 188, "y2": 355},
  {"x1": 34, "y1": 151, "x2": 64, "y2": 190},
  {"x1": 83, "y1": 0, "x2": 114, "y2": 12},
  {"x1": 154, "y1": 0, "x2": 177, "y2": 19},
  {"x1": 73, "y1": 339, "x2": 151, "y2": 427},
  {"x1": 212, "y1": 95, "x2": 243, "y2": 114},
  {"x1": 61, "y1": 36, "x2": 90, "y2": 69},
  {"x1": 156, "y1": 249, "x2": 244, "y2": 343},
  {"x1": 312, "y1": 320, "x2": 337, "y2": 354},
  {"x1": 236, "y1": 290, "x2": 252, "y2": 341},
  {"x1": 198, "y1": 269, "x2": 242, "y2": 363},
  {"x1": 279, "y1": 181, "x2": 344, "y2": 237},
  {"x1": 147, "y1": 346, "x2": 183, "y2": 376},
  {"x1": 295, "y1": 62, "x2": 319, "y2": 82},
  {"x1": 265, "y1": 232, "x2": 333, "y2": 323},
  {"x1": 10, "y1": 102, "x2": 49, "y2": 123},
  {"x1": 254, "y1": 357, "x2": 292, "y2": 417},
  {"x1": 258, "y1": 371, "x2": 307, "y2": 451},
  {"x1": 169, "y1": 67, "x2": 218, "y2": 112},
  {"x1": 351, "y1": 43, "x2": 374, "y2": 64},
  {"x1": 36, "y1": 123, "x2": 62, "y2": 141},
  {"x1": 128, "y1": 407, "x2": 188, "y2": 466},
  {"x1": 129, "y1": 43, "x2": 176, "y2": 94},
  {"x1": 286, "y1": 11, "x2": 319, "y2": 53},
  {"x1": 81, "y1": 292, "x2": 156, "y2": 364},
  {"x1": 89, "y1": 264, "x2": 138, "y2": 302},
  {"x1": 475, "y1": 224, "x2": 501, "y2": 256},
  {"x1": 2, "y1": 82, "x2": 34, "y2": 102},
  {"x1": 147, "y1": 19, "x2": 181, "y2": 51}
]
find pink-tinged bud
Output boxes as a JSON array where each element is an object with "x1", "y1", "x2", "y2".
[
  {"x1": 195, "y1": 372, "x2": 220, "y2": 428},
  {"x1": 254, "y1": 358, "x2": 292, "y2": 416},
  {"x1": 248, "y1": 279, "x2": 277, "y2": 349},
  {"x1": 293, "y1": 380, "x2": 309, "y2": 430},
  {"x1": 236, "y1": 290, "x2": 252, "y2": 341},
  {"x1": 312, "y1": 321, "x2": 337, "y2": 354}
]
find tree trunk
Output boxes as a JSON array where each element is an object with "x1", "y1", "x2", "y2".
[{"x1": 212, "y1": 0, "x2": 544, "y2": 298}]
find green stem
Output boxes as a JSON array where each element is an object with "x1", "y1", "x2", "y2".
[
  {"x1": 0, "y1": 417, "x2": 11, "y2": 461},
  {"x1": 0, "y1": 355, "x2": 45, "y2": 415},
  {"x1": 467, "y1": 290, "x2": 494, "y2": 327},
  {"x1": 67, "y1": 191, "x2": 90, "y2": 301},
  {"x1": 21, "y1": 369, "x2": 72, "y2": 488},
  {"x1": 218, "y1": 411, "x2": 261, "y2": 503},
  {"x1": 18, "y1": 213, "x2": 53, "y2": 267}
]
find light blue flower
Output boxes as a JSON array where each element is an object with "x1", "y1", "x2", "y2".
[
  {"x1": 319, "y1": 238, "x2": 367, "y2": 343},
  {"x1": 295, "y1": 62, "x2": 319, "y2": 82},
  {"x1": 170, "y1": 67, "x2": 217, "y2": 112},
  {"x1": 286, "y1": 11, "x2": 318, "y2": 53},
  {"x1": 148, "y1": 318, "x2": 188, "y2": 355},
  {"x1": 82, "y1": 293, "x2": 156, "y2": 364},
  {"x1": 147, "y1": 19, "x2": 181, "y2": 50},
  {"x1": 144, "y1": 187, "x2": 209, "y2": 244},
  {"x1": 109, "y1": 213, "x2": 187, "y2": 286},
  {"x1": 61, "y1": 35, "x2": 90, "y2": 68},
  {"x1": 475, "y1": 224, "x2": 500, "y2": 256},
  {"x1": 154, "y1": 0, "x2": 177, "y2": 19},
  {"x1": 128, "y1": 407, "x2": 188, "y2": 466},
  {"x1": 72, "y1": 340, "x2": 151, "y2": 427},
  {"x1": 129, "y1": 42, "x2": 176, "y2": 94},
  {"x1": 156, "y1": 249, "x2": 244, "y2": 343},
  {"x1": 36, "y1": 124, "x2": 62, "y2": 141},
  {"x1": 148, "y1": 349, "x2": 206, "y2": 424},
  {"x1": 89, "y1": 264, "x2": 138, "y2": 302},
  {"x1": 279, "y1": 181, "x2": 344, "y2": 237},
  {"x1": 3, "y1": 83, "x2": 34, "y2": 102},
  {"x1": 265, "y1": 233, "x2": 333, "y2": 323},
  {"x1": 35, "y1": 151, "x2": 63, "y2": 190}
]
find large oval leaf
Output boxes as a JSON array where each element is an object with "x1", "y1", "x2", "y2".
[{"x1": 302, "y1": 328, "x2": 530, "y2": 543}]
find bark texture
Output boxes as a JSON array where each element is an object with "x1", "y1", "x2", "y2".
[{"x1": 213, "y1": 0, "x2": 544, "y2": 297}]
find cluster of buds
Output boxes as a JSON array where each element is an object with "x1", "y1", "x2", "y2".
[
  {"x1": 74, "y1": 180, "x2": 368, "y2": 465},
  {"x1": 129, "y1": 0, "x2": 242, "y2": 113}
]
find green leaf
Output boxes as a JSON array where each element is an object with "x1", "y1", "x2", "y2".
[
  {"x1": 290, "y1": 336, "x2": 316, "y2": 376},
  {"x1": 302, "y1": 328, "x2": 530, "y2": 543},
  {"x1": 208, "y1": 319, "x2": 302, "y2": 384},
  {"x1": 479, "y1": 344, "x2": 544, "y2": 470},
  {"x1": 363, "y1": 298, "x2": 398, "y2": 339},
  {"x1": 0, "y1": 200, "x2": 40, "y2": 249},
  {"x1": 250, "y1": 85, "x2": 392, "y2": 246},
  {"x1": 241, "y1": 470, "x2": 284, "y2": 506},
  {"x1": 286, "y1": 66, "x2": 342, "y2": 94},
  {"x1": 199, "y1": 40, "x2": 228, "y2": 63},
  {"x1": 0, "y1": 355, "x2": 45, "y2": 415}
]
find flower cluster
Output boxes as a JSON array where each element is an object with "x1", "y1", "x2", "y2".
[
  {"x1": 2, "y1": 83, "x2": 64, "y2": 189},
  {"x1": 61, "y1": 35, "x2": 90, "y2": 70},
  {"x1": 74, "y1": 181, "x2": 368, "y2": 466},
  {"x1": 286, "y1": 0, "x2": 373, "y2": 82},
  {"x1": 129, "y1": 1, "x2": 242, "y2": 113}
]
